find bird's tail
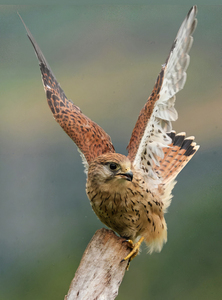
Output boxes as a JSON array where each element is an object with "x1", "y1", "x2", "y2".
[
  {"x1": 156, "y1": 131, "x2": 199, "y2": 184},
  {"x1": 154, "y1": 131, "x2": 199, "y2": 210}
]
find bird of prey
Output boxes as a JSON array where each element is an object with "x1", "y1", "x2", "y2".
[{"x1": 20, "y1": 6, "x2": 199, "y2": 262}]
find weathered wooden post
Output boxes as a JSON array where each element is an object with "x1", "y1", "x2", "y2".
[{"x1": 65, "y1": 228, "x2": 131, "y2": 300}]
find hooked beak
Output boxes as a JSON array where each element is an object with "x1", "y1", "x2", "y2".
[{"x1": 117, "y1": 170, "x2": 133, "y2": 182}]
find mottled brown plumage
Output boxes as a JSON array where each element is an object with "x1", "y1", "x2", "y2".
[
  {"x1": 86, "y1": 153, "x2": 167, "y2": 253},
  {"x1": 127, "y1": 68, "x2": 165, "y2": 162},
  {"x1": 19, "y1": 16, "x2": 115, "y2": 164},
  {"x1": 20, "y1": 6, "x2": 199, "y2": 259}
]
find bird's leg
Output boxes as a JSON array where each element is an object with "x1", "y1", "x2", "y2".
[{"x1": 122, "y1": 236, "x2": 144, "y2": 266}]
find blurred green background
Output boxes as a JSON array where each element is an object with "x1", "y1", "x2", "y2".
[{"x1": 1, "y1": 4, "x2": 222, "y2": 300}]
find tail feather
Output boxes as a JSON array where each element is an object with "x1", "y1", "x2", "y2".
[{"x1": 155, "y1": 131, "x2": 199, "y2": 185}]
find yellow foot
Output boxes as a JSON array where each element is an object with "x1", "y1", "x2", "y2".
[{"x1": 121, "y1": 236, "x2": 144, "y2": 269}]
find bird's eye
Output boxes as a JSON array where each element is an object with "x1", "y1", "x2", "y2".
[{"x1": 109, "y1": 163, "x2": 118, "y2": 171}]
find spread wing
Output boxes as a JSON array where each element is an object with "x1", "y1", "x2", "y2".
[
  {"x1": 19, "y1": 14, "x2": 115, "y2": 170},
  {"x1": 127, "y1": 6, "x2": 197, "y2": 181}
]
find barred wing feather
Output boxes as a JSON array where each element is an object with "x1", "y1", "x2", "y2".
[
  {"x1": 127, "y1": 6, "x2": 197, "y2": 185},
  {"x1": 19, "y1": 14, "x2": 115, "y2": 171}
]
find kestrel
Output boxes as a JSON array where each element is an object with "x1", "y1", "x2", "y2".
[{"x1": 20, "y1": 6, "x2": 199, "y2": 262}]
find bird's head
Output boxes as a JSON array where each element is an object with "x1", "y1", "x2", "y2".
[{"x1": 87, "y1": 153, "x2": 133, "y2": 187}]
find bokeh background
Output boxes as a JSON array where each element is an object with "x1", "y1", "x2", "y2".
[{"x1": 1, "y1": 4, "x2": 222, "y2": 300}]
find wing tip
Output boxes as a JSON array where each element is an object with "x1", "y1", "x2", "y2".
[
  {"x1": 19, "y1": 13, "x2": 60, "y2": 94},
  {"x1": 187, "y1": 5, "x2": 198, "y2": 35},
  {"x1": 19, "y1": 13, "x2": 51, "y2": 70},
  {"x1": 187, "y1": 6, "x2": 198, "y2": 25},
  {"x1": 188, "y1": 5, "x2": 197, "y2": 16}
]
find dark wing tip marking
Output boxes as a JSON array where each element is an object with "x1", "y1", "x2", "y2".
[
  {"x1": 181, "y1": 138, "x2": 193, "y2": 150},
  {"x1": 18, "y1": 12, "x2": 56, "y2": 79},
  {"x1": 171, "y1": 132, "x2": 198, "y2": 157},
  {"x1": 173, "y1": 133, "x2": 185, "y2": 147},
  {"x1": 188, "y1": 5, "x2": 197, "y2": 17},
  {"x1": 166, "y1": 131, "x2": 176, "y2": 142},
  {"x1": 18, "y1": 12, "x2": 45, "y2": 66},
  {"x1": 184, "y1": 143, "x2": 197, "y2": 157},
  {"x1": 18, "y1": 12, "x2": 66, "y2": 116},
  {"x1": 155, "y1": 131, "x2": 199, "y2": 184}
]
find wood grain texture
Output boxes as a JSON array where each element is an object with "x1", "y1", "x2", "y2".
[{"x1": 65, "y1": 228, "x2": 131, "y2": 300}]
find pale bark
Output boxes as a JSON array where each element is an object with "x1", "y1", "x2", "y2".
[{"x1": 65, "y1": 228, "x2": 131, "y2": 300}]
